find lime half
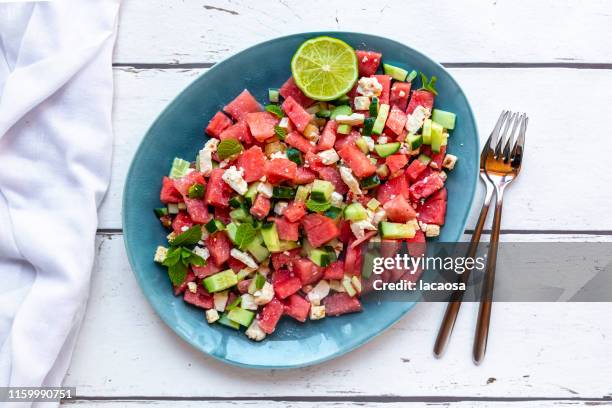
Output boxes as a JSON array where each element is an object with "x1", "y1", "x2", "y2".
[{"x1": 291, "y1": 36, "x2": 358, "y2": 101}]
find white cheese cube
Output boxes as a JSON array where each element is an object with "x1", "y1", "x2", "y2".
[
  {"x1": 253, "y1": 281, "x2": 274, "y2": 305},
  {"x1": 230, "y1": 248, "x2": 258, "y2": 269},
  {"x1": 339, "y1": 166, "x2": 362, "y2": 195},
  {"x1": 187, "y1": 282, "x2": 198, "y2": 294},
  {"x1": 177, "y1": 202, "x2": 187, "y2": 211},
  {"x1": 274, "y1": 201, "x2": 288, "y2": 215},
  {"x1": 405, "y1": 105, "x2": 431, "y2": 134},
  {"x1": 330, "y1": 192, "x2": 344, "y2": 207},
  {"x1": 353, "y1": 96, "x2": 371, "y2": 111},
  {"x1": 167, "y1": 203, "x2": 179, "y2": 214},
  {"x1": 350, "y1": 220, "x2": 377, "y2": 239},
  {"x1": 317, "y1": 149, "x2": 340, "y2": 165},
  {"x1": 442, "y1": 154, "x2": 458, "y2": 170},
  {"x1": 270, "y1": 151, "x2": 288, "y2": 160},
  {"x1": 203, "y1": 138, "x2": 219, "y2": 152},
  {"x1": 154, "y1": 246, "x2": 168, "y2": 263},
  {"x1": 240, "y1": 294, "x2": 259, "y2": 311},
  {"x1": 377, "y1": 136, "x2": 388, "y2": 144},
  {"x1": 205, "y1": 309, "x2": 220, "y2": 324},
  {"x1": 222, "y1": 165, "x2": 248, "y2": 195},
  {"x1": 214, "y1": 291, "x2": 229, "y2": 312},
  {"x1": 310, "y1": 305, "x2": 326, "y2": 320},
  {"x1": 307, "y1": 280, "x2": 331, "y2": 306},
  {"x1": 425, "y1": 224, "x2": 441, "y2": 237},
  {"x1": 198, "y1": 149, "x2": 214, "y2": 176},
  {"x1": 245, "y1": 320, "x2": 267, "y2": 341},
  {"x1": 193, "y1": 246, "x2": 210, "y2": 261},
  {"x1": 257, "y1": 182, "x2": 273, "y2": 198},
  {"x1": 357, "y1": 77, "x2": 383, "y2": 97}
]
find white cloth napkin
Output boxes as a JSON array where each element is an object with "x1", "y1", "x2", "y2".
[{"x1": 0, "y1": 0, "x2": 120, "y2": 403}]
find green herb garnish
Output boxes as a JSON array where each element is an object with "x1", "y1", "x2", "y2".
[
  {"x1": 188, "y1": 183, "x2": 205, "y2": 198},
  {"x1": 235, "y1": 223, "x2": 256, "y2": 250},
  {"x1": 170, "y1": 225, "x2": 202, "y2": 247},
  {"x1": 265, "y1": 104, "x2": 284, "y2": 118},
  {"x1": 419, "y1": 72, "x2": 438, "y2": 95},
  {"x1": 274, "y1": 125, "x2": 287, "y2": 140},
  {"x1": 162, "y1": 246, "x2": 204, "y2": 286},
  {"x1": 217, "y1": 139, "x2": 243, "y2": 160}
]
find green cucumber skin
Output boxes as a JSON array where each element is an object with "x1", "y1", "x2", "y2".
[
  {"x1": 432, "y1": 109, "x2": 456, "y2": 130},
  {"x1": 203, "y1": 270, "x2": 238, "y2": 293},
  {"x1": 374, "y1": 142, "x2": 401, "y2": 158},
  {"x1": 372, "y1": 104, "x2": 390, "y2": 135}
]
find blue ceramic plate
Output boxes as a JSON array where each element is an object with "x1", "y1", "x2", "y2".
[{"x1": 123, "y1": 32, "x2": 478, "y2": 368}]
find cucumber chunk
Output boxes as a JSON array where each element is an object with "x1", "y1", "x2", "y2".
[
  {"x1": 431, "y1": 121, "x2": 444, "y2": 153},
  {"x1": 272, "y1": 186, "x2": 296, "y2": 200},
  {"x1": 337, "y1": 123, "x2": 352, "y2": 134},
  {"x1": 227, "y1": 308, "x2": 255, "y2": 327},
  {"x1": 406, "y1": 133, "x2": 423, "y2": 150},
  {"x1": 360, "y1": 174, "x2": 381, "y2": 190},
  {"x1": 383, "y1": 63, "x2": 409, "y2": 81},
  {"x1": 218, "y1": 312, "x2": 240, "y2": 329},
  {"x1": 344, "y1": 203, "x2": 368, "y2": 221},
  {"x1": 309, "y1": 248, "x2": 337, "y2": 267},
  {"x1": 379, "y1": 222, "x2": 416, "y2": 239},
  {"x1": 374, "y1": 142, "x2": 401, "y2": 158},
  {"x1": 372, "y1": 104, "x2": 390, "y2": 135},
  {"x1": 362, "y1": 117, "x2": 376, "y2": 136},
  {"x1": 331, "y1": 105, "x2": 352, "y2": 119},
  {"x1": 268, "y1": 88, "x2": 280, "y2": 103},
  {"x1": 432, "y1": 109, "x2": 456, "y2": 130},
  {"x1": 245, "y1": 233, "x2": 270, "y2": 262},
  {"x1": 203, "y1": 269, "x2": 238, "y2": 293},
  {"x1": 286, "y1": 148, "x2": 302, "y2": 165},
  {"x1": 244, "y1": 182, "x2": 259, "y2": 206},
  {"x1": 261, "y1": 222, "x2": 281, "y2": 252},
  {"x1": 311, "y1": 179, "x2": 334, "y2": 203},
  {"x1": 422, "y1": 119, "x2": 432, "y2": 145},
  {"x1": 369, "y1": 97, "x2": 379, "y2": 117}
]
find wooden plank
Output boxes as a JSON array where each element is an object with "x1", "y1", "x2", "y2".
[
  {"x1": 65, "y1": 234, "x2": 612, "y2": 398},
  {"x1": 62, "y1": 400, "x2": 612, "y2": 407},
  {"x1": 101, "y1": 67, "x2": 612, "y2": 230},
  {"x1": 114, "y1": 0, "x2": 612, "y2": 64}
]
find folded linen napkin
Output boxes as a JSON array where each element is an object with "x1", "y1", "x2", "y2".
[{"x1": 0, "y1": 1, "x2": 120, "y2": 404}]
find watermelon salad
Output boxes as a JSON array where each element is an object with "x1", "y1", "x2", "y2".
[{"x1": 152, "y1": 43, "x2": 459, "y2": 341}]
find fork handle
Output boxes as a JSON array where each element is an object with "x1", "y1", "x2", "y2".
[
  {"x1": 473, "y1": 187, "x2": 505, "y2": 365},
  {"x1": 433, "y1": 179, "x2": 494, "y2": 358}
]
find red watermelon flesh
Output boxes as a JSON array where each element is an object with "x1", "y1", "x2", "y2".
[
  {"x1": 192, "y1": 262, "x2": 221, "y2": 279},
  {"x1": 183, "y1": 286, "x2": 213, "y2": 309},
  {"x1": 160, "y1": 176, "x2": 183, "y2": 204},
  {"x1": 204, "y1": 168, "x2": 232, "y2": 208},
  {"x1": 250, "y1": 194, "x2": 271, "y2": 219},
  {"x1": 237, "y1": 279, "x2": 251, "y2": 294},
  {"x1": 173, "y1": 171, "x2": 206, "y2": 196},
  {"x1": 283, "y1": 201, "x2": 307, "y2": 222},
  {"x1": 406, "y1": 230, "x2": 427, "y2": 258},
  {"x1": 376, "y1": 174, "x2": 410, "y2": 204},
  {"x1": 383, "y1": 195, "x2": 417, "y2": 222},
  {"x1": 223, "y1": 89, "x2": 262, "y2": 121},
  {"x1": 318, "y1": 166, "x2": 349, "y2": 195},
  {"x1": 236, "y1": 146, "x2": 266, "y2": 182},
  {"x1": 430, "y1": 145, "x2": 447, "y2": 170},
  {"x1": 265, "y1": 158, "x2": 297, "y2": 184},
  {"x1": 293, "y1": 167, "x2": 316, "y2": 185},
  {"x1": 338, "y1": 143, "x2": 377, "y2": 178},
  {"x1": 390, "y1": 82, "x2": 412, "y2": 111},
  {"x1": 323, "y1": 260, "x2": 345, "y2": 280},
  {"x1": 282, "y1": 96, "x2": 312, "y2": 132},
  {"x1": 183, "y1": 198, "x2": 211, "y2": 224},
  {"x1": 286, "y1": 131, "x2": 316, "y2": 153},
  {"x1": 206, "y1": 111, "x2": 233, "y2": 138},
  {"x1": 172, "y1": 211, "x2": 194, "y2": 234},
  {"x1": 279, "y1": 76, "x2": 314, "y2": 107},
  {"x1": 275, "y1": 217, "x2": 299, "y2": 241},
  {"x1": 245, "y1": 111, "x2": 279, "y2": 142},
  {"x1": 418, "y1": 188, "x2": 447, "y2": 225},
  {"x1": 219, "y1": 120, "x2": 252, "y2": 144},
  {"x1": 372, "y1": 75, "x2": 391, "y2": 105},
  {"x1": 317, "y1": 120, "x2": 337, "y2": 151},
  {"x1": 301, "y1": 214, "x2": 340, "y2": 247},
  {"x1": 385, "y1": 105, "x2": 408, "y2": 136},
  {"x1": 271, "y1": 249, "x2": 301, "y2": 270},
  {"x1": 293, "y1": 258, "x2": 324, "y2": 285},
  {"x1": 257, "y1": 298, "x2": 284, "y2": 334},
  {"x1": 409, "y1": 173, "x2": 444, "y2": 200},
  {"x1": 283, "y1": 294, "x2": 311, "y2": 322},
  {"x1": 356, "y1": 50, "x2": 382, "y2": 76},
  {"x1": 385, "y1": 154, "x2": 408, "y2": 177},
  {"x1": 228, "y1": 256, "x2": 247, "y2": 273},
  {"x1": 304, "y1": 151, "x2": 325, "y2": 172},
  {"x1": 406, "y1": 89, "x2": 435, "y2": 114},
  {"x1": 334, "y1": 130, "x2": 361, "y2": 152},
  {"x1": 274, "y1": 275, "x2": 302, "y2": 300},
  {"x1": 173, "y1": 270, "x2": 196, "y2": 296},
  {"x1": 323, "y1": 293, "x2": 362, "y2": 316},
  {"x1": 205, "y1": 231, "x2": 231, "y2": 267},
  {"x1": 406, "y1": 157, "x2": 429, "y2": 181},
  {"x1": 344, "y1": 241, "x2": 363, "y2": 277}
]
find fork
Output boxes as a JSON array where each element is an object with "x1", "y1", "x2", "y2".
[
  {"x1": 473, "y1": 111, "x2": 528, "y2": 364},
  {"x1": 433, "y1": 111, "x2": 508, "y2": 358}
]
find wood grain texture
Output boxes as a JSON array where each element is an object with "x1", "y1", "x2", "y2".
[
  {"x1": 114, "y1": 0, "x2": 612, "y2": 64},
  {"x1": 65, "y1": 234, "x2": 612, "y2": 398},
  {"x1": 101, "y1": 67, "x2": 612, "y2": 230}
]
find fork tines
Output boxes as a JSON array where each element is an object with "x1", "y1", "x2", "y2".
[{"x1": 489, "y1": 111, "x2": 528, "y2": 163}]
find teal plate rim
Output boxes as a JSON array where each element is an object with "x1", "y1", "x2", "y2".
[{"x1": 122, "y1": 31, "x2": 479, "y2": 369}]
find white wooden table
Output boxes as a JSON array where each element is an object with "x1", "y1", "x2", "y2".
[{"x1": 64, "y1": 1, "x2": 612, "y2": 406}]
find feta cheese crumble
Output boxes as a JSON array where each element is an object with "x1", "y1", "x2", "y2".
[
  {"x1": 253, "y1": 282, "x2": 274, "y2": 305},
  {"x1": 339, "y1": 166, "x2": 362, "y2": 195},
  {"x1": 257, "y1": 182, "x2": 273, "y2": 198},
  {"x1": 353, "y1": 96, "x2": 371, "y2": 111},
  {"x1": 193, "y1": 246, "x2": 210, "y2": 261},
  {"x1": 317, "y1": 149, "x2": 340, "y2": 165},
  {"x1": 307, "y1": 280, "x2": 330, "y2": 306},
  {"x1": 350, "y1": 219, "x2": 377, "y2": 239},
  {"x1": 154, "y1": 246, "x2": 168, "y2": 263},
  {"x1": 405, "y1": 105, "x2": 431, "y2": 134},
  {"x1": 245, "y1": 320, "x2": 266, "y2": 341},
  {"x1": 240, "y1": 294, "x2": 258, "y2": 311},
  {"x1": 198, "y1": 138, "x2": 219, "y2": 176},
  {"x1": 230, "y1": 248, "x2": 258, "y2": 269},
  {"x1": 187, "y1": 282, "x2": 198, "y2": 294},
  {"x1": 205, "y1": 309, "x2": 220, "y2": 324},
  {"x1": 222, "y1": 165, "x2": 248, "y2": 195},
  {"x1": 357, "y1": 77, "x2": 383, "y2": 97},
  {"x1": 310, "y1": 305, "x2": 326, "y2": 320},
  {"x1": 274, "y1": 201, "x2": 288, "y2": 215},
  {"x1": 442, "y1": 154, "x2": 458, "y2": 170}
]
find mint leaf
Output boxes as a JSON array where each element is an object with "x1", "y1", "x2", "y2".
[
  {"x1": 217, "y1": 139, "x2": 243, "y2": 160},
  {"x1": 265, "y1": 104, "x2": 284, "y2": 118},
  {"x1": 170, "y1": 225, "x2": 202, "y2": 247},
  {"x1": 235, "y1": 223, "x2": 256, "y2": 249},
  {"x1": 419, "y1": 73, "x2": 438, "y2": 96},
  {"x1": 181, "y1": 247, "x2": 205, "y2": 267},
  {"x1": 274, "y1": 125, "x2": 287, "y2": 140},
  {"x1": 168, "y1": 261, "x2": 187, "y2": 286},
  {"x1": 188, "y1": 183, "x2": 205, "y2": 198},
  {"x1": 162, "y1": 246, "x2": 182, "y2": 267}
]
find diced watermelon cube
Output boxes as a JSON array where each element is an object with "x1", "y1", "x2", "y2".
[
  {"x1": 257, "y1": 298, "x2": 284, "y2": 334},
  {"x1": 160, "y1": 176, "x2": 183, "y2": 204},
  {"x1": 417, "y1": 188, "x2": 447, "y2": 225},
  {"x1": 236, "y1": 146, "x2": 266, "y2": 182},
  {"x1": 376, "y1": 174, "x2": 410, "y2": 204},
  {"x1": 192, "y1": 262, "x2": 221, "y2": 279},
  {"x1": 317, "y1": 166, "x2": 349, "y2": 195},
  {"x1": 173, "y1": 171, "x2": 206, "y2": 196},
  {"x1": 250, "y1": 194, "x2": 271, "y2": 219},
  {"x1": 372, "y1": 75, "x2": 391, "y2": 105},
  {"x1": 173, "y1": 271, "x2": 196, "y2": 296},
  {"x1": 406, "y1": 89, "x2": 435, "y2": 114},
  {"x1": 271, "y1": 249, "x2": 301, "y2": 270},
  {"x1": 204, "y1": 169, "x2": 232, "y2": 208},
  {"x1": 414, "y1": 166, "x2": 434, "y2": 183},
  {"x1": 323, "y1": 260, "x2": 345, "y2": 280},
  {"x1": 183, "y1": 198, "x2": 211, "y2": 224},
  {"x1": 301, "y1": 214, "x2": 340, "y2": 247},
  {"x1": 385, "y1": 154, "x2": 408, "y2": 177},
  {"x1": 282, "y1": 96, "x2": 312, "y2": 132},
  {"x1": 223, "y1": 89, "x2": 262, "y2": 121},
  {"x1": 246, "y1": 111, "x2": 279, "y2": 142},
  {"x1": 344, "y1": 241, "x2": 363, "y2": 277},
  {"x1": 334, "y1": 130, "x2": 361, "y2": 152},
  {"x1": 304, "y1": 151, "x2": 325, "y2": 172},
  {"x1": 355, "y1": 50, "x2": 382, "y2": 76},
  {"x1": 338, "y1": 143, "x2": 377, "y2": 178},
  {"x1": 429, "y1": 145, "x2": 447, "y2": 170},
  {"x1": 219, "y1": 120, "x2": 253, "y2": 144},
  {"x1": 383, "y1": 195, "x2": 417, "y2": 222},
  {"x1": 286, "y1": 131, "x2": 316, "y2": 153},
  {"x1": 214, "y1": 207, "x2": 232, "y2": 225},
  {"x1": 172, "y1": 211, "x2": 193, "y2": 234},
  {"x1": 275, "y1": 217, "x2": 299, "y2": 241},
  {"x1": 406, "y1": 230, "x2": 427, "y2": 258},
  {"x1": 293, "y1": 258, "x2": 324, "y2": 285},
  {"x1": 228, "y1": 256, "x2": 247, "y2": 273},
  {"x1": 385, "y1": 106, "x2": 407, "y2": 136},
  {"x1": 284, "y1": 201, "x2": 307, "y2": 222},
  {"x1": 279, "y1": 76, "x2": 314, "y2": 107},
  {"x1": 406, "y1": 157, "x2": 429, "y2": 181},
  {"x1": 283, "y1": 294, "x2": 311, "y2": 322},
  {"x1": 183, "y1": 286, "x2": 213, "y2": 309},
  {"x1": 264, "y1": 158, "x2": 297, "y2": 184},
  {"x1": 274, "y1": 275, "x2": 302, "y2": 300},
  {"x1": 205, "y1": 231, "x2": 231, "y2": 267},
  {"x1": 390, "y1": 82, "x2": 412, "y2": 111},
  {"x1": 293, "y1": 167, "x2": 316, "y2": 185},
  {"x1": 323, "y1": 292, "x2": 362, "y2": 316},
  {"x1": 409, "y1": 173, "x2": 445, "y2": 200},
  {"x1": 317, "y1": 120, "x2": 337, "y2": 151},
  {"x1": 206, "y1": 111, "x2": 233, "y2": 138}
]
